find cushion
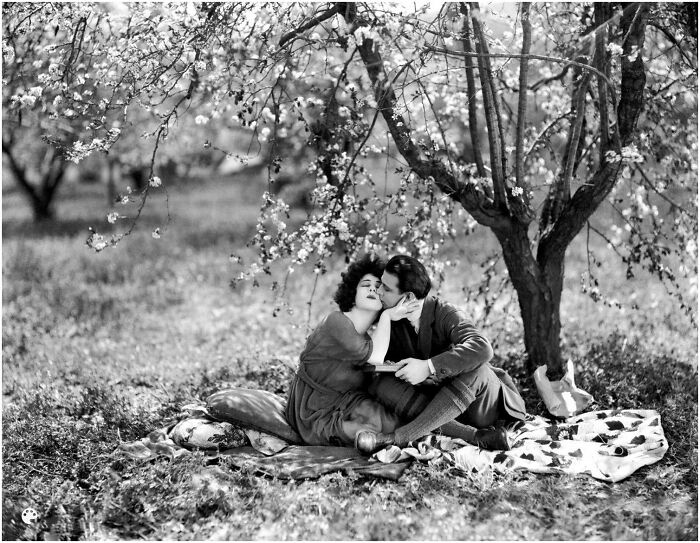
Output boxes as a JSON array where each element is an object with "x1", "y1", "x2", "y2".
[
  {"x1": 170, "y1": 417, "x2": 248, "y2": 450},
  {"x1": 206, "y1": 388, "x2": 302, "y2": 444}
]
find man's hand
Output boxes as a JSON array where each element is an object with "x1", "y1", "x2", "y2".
[{"x1": 395, "y1": 358, "x2": 431, "y2": 385}]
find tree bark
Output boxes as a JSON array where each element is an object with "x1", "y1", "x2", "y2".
[
  {"x1": 493, "y1": 222, "x2": 565, "y2": 376},
  {"x1": 459, "y1": 4, "x2": 486, "y2": 178}
]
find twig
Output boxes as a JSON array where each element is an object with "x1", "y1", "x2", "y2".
[
  {"x1": 61, "y1": 16, "x2": 87, "y2": 83},
  {"x1": 530, "y1": 65, "x2": 571, "y2": 92},
  {"x1": 278, "y1": 5, "x2": 341, "y2": 48},
  {"x1": 8, "y1": 5, "x2": 45, "y2": 38},
  {"x1": 305, "y1": 272, "x2": 320, "y2": 334},
  {"x1": 425, "y1": 46, "x2": 616, "y2": 99},
  {"x1": 17, "y1": 460, "x2": 60, "y2": 478},
  {"x1": 413, "y1": 73, "x2": 458, "y2": 181},
  {"x1": 587, "y1": 220, "x2": 625, "y2": 259},
  {"x1": 634, "y1": 163, "x2": 691, "y2": 215},
  {"x1": 523, "y1": 112, "x2": 569, "y2": 162},
  {"x1": 649, "y1": 22, "x2": 695, "y2": 67}
]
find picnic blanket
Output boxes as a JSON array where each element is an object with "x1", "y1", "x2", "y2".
[
  {"x1": 118, "y1": 408, "x2": 667, "y2": 483},
  {"x1": 374, "y1": 408, "x2": 669, "y2": 483},
  {"x1": 118, "y1": 406, "x2": 410, "y2": 481}
]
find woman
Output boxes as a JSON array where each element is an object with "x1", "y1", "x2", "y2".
[{"x1": 285, "y1": 255, "x2": 418, "y2": 447}]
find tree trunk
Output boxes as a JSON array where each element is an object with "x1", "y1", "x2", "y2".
[
  {"x1": 30, "y1": 193, "x2": 55, "y2": 221},
  {"x1": 105, "y1": 157, "x2": 118, "y2": 206},
  {"x1": 494, "y1": 222, "x2": 566, "y2": 377},
  {"x1": 2, "y1": 142, "x2": 65, "y2": 222}
]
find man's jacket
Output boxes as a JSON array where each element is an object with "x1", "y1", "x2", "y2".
[{"x1": 386, "y1": 296, "x2": 527, "y2": 421}]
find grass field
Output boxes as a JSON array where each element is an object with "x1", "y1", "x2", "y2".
[{"x1": 2, "y1": 174, "x2": 697, "y2": 540}]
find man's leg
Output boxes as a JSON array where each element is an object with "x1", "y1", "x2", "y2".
[
  {"x1": 367, "y1": 371, "x2": 492, "y2": 445},
  {"x1": 391, "y1": 364, "x2": 505, "y2": 446},
  {"x1": 367, "y1": 373, "x2": 433, "y2": 420}
]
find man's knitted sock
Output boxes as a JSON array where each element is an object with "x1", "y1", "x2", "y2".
[{"x1": 393, "y1": 389, "x2": 474, "y2": 445}]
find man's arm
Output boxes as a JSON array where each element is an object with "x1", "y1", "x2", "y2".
[{"x1": 429, "y1": 306, "x2": 493, "y2": 380}]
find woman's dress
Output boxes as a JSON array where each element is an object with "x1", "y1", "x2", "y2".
[{"x1": 285, "y1": 311, "x2": 399, "y2": 446}]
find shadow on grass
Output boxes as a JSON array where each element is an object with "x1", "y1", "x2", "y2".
[
  {"x1": 2, "y1": 331, "x2": 697, "y2": 540},
  {"x1": 498, "y1": 333, "x2": 698, "y2": 493}
]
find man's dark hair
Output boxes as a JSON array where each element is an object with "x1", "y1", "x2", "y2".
[
  {"x1": 385, "y1": 255, "x2": 432, "y2": 299},
  {"x1": 333, "y1": 254, "x2": 385, "y2": 312}
]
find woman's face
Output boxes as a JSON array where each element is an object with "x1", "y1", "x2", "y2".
[{"x1": 354, "y1": 274, "x2": 383, "y2": 312}]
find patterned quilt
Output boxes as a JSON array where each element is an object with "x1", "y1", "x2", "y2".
[
  {"x1": 373, "y1": 409, "x2": 669, "y2": 483},
  {"x1": 118, "y1": 408, "x2": 668, "y2": 483}
]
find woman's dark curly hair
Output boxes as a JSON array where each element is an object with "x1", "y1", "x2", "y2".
[{"x1": 333, "y1": 254, "x2": 385, "y2": 312}]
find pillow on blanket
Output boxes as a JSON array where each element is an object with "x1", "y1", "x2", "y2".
[
  {"x1": 170, "y1": 417, "x2": 248, "y2": 450},
  {"x1": 206, "y1": 388, "x2": 302, "y2": 444}
]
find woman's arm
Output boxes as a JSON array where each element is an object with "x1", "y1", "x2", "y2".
[
  {"x1": 367, "y1": 312, "x2": 393, "y2": 365},
  {"x1": 366, "y1": 298, "x2": 421, "y2": 364}
]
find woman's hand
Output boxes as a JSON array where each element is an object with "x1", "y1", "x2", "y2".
[{"x1": 383, "y1": 296, "x2": 421, "y2": 321}]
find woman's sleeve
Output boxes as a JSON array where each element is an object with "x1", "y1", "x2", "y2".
[{"x1": 325, "y1": 312, "x2": 373, "y2": 364}]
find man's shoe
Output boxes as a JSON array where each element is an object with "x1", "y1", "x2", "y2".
[
  {"x1": 474, "y1": 426, "x2": 510, "y2": 450},
  {"x1": 354, "y1": 431, "x2": 395, "y2": 455}
]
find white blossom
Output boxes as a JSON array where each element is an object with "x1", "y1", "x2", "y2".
[
  {"x1": 606, "y1": 43, "x2": 623, "y2": 56},
  {"x1": 19, "y1": 94, "x2": 37, "y2": 107}
]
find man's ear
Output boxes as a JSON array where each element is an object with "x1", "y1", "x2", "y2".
[{"x1": 405, "y1": 292, "x2": 416, "y2": 302}]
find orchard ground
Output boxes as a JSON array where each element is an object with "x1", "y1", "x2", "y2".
[{"x1": 2, "y1": 173, "x2": 697, "y2": 540}]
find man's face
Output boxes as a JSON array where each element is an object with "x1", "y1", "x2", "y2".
[{"x1": 380, "y1": 271, "x2": 403, "y2": 309}]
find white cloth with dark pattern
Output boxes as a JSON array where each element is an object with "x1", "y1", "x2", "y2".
[{"x1": 373, "y1": 409, "x2": 668, "y2": 483}]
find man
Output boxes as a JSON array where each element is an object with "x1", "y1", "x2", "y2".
[{"x1": 355, "y1": 255, "x2": 527, "y2": 454}]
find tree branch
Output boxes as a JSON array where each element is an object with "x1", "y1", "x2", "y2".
[
  {"x1": 342, "y1": 6, "x2": 508, "y2": 229},
  {"x1": 425, "y1": 46, "x2": 616, "y2": 97},
  {"x1": 594, "y1": 3, "x2": 612, "y2": 164},
  {"x1": 278, "y1": 4, "x2": 341, "y2": 48},
  {"x1": 538, "y1": 70, "x2": 590, "y2": 238},
  {"x1": 467, "y1": 2, "x2": 508, "y2": 212},
  {"x1": 538, "y1": 3, "x2": 649, "y2": 263},
  {"x1": 459, "y1": 3, "x2": 486, "y2": 177},
  {"x1": 649, "y1": 22, "x2": 695, "y2": 68},
  {"x1": 529, "y1": 64, "x2": 571, "y2": 92},
  {"x1": 523, "y1": 111, "x2": 569, "y2": 163},
  {"x1": 515, "y1": 2, "x2": 531, "y2": 195},
  {"x1": 61, "y1": 16, "x2": 87, "y2": 83},
  {"x1": 562, "y1": 68, "x2": 592, "y2": 198},
  {"x1": 634, "y1": 163, "x2": 691, "y2": 215},
  {"x1": 588, "y1": 221, "x2": 626, "y2": 260}
]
